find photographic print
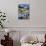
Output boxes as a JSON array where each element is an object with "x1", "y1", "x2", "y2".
[{"x1": 18, "y1": 4, "x2": 30, "y2": 19}]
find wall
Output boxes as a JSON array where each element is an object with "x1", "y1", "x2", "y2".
[{"x1": 0, "y1": 0, "x2": 46, "y2": 27}]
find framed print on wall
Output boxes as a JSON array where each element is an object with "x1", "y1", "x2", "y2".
[{"x1": 18, "y1": 4, "x2": 30, "y2": 20}]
